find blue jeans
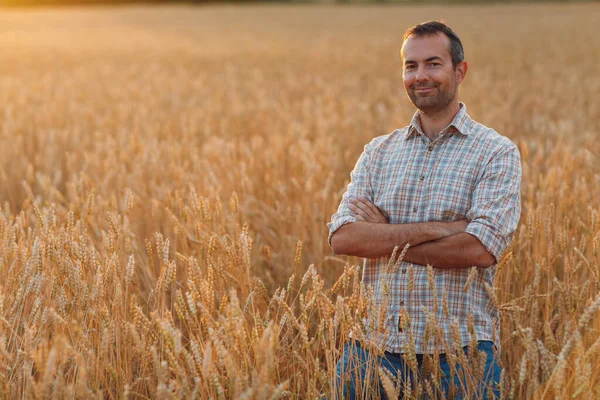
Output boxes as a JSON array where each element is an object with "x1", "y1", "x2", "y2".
[{"x1": 333, "y1": 340, "x2": 502, "y2": 399}]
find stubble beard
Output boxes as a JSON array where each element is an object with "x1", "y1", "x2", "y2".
[{"x1": 407, "y1": 82, "x2": 457, "y2": 115}]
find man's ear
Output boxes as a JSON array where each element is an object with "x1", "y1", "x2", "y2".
[{"x1": 455, "y1": 60, "x2": 468, "y2": 84}]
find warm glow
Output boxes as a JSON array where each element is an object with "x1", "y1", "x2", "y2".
[{"x1": 0, "y1": 3, "x2": 598, "y2": 398}]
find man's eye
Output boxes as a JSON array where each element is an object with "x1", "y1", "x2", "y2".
[
  {"x1": 428, "y1": 63, "x2": 441, "y2": 67},
  {"x1": 405, "y1": 65, "x2": 416, "y2": 70}
]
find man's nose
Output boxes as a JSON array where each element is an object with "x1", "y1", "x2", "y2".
[{"x1": 415, "y1": 66, "x2": 429, "y2": 82}]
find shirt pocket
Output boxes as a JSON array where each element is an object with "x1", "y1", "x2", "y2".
[{"x1": 427, "y1": 168, "x2": 475, "y2": 220}]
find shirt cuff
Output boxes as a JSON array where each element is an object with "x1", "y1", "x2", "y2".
[
  {"x1": 464, "y1": 220, "x2": 508, "y2": 263},
  {"x1": 327, "y1": 215, "x2": 356, "y2": 247}
]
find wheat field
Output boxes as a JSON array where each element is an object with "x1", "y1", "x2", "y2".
[{"x1": 0, "y1": 3, "x2": 599, "y2": 399}]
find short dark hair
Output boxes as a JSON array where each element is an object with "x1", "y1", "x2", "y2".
[{"x1": 403, "y1": 21, "x2": 464, "y2": 69}]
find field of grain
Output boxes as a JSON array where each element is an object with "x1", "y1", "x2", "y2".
[{"x1": 0, "y1": 3, "x2": 599, "y2": 398}]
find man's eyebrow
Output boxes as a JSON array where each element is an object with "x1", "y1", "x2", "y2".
[{"x1": 404, "y1": 56, "x2": 443, "y2": 65}]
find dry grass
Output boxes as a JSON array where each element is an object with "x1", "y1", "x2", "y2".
[{"x1": 0, "y1": 3, "x2": 599, "y2": 398}]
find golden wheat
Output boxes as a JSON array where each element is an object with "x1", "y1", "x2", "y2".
[{"x1": 0, "y1": 3, "x2": 599, "y2": 399}]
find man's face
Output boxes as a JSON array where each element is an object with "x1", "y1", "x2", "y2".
[{"x1": 401, "y1": 33, "x2": 466, "y2": 113}]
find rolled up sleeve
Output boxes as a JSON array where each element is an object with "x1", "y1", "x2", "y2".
[
  {"x1": 464, "y1": 142, "x2": 522, "y2": 262},
  {"x1": 327, "y1": 142, "x2": 376, "y2": 247}
]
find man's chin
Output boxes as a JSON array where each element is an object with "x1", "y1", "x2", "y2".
[
  {"x1": 410, "y1": 94, "x2": 454, "y2": 114},
  {"x1": 412, "y1": 98, "x2": 441, "y2": 112}
]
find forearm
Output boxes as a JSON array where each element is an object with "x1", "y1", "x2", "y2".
[
  {"x1": 402, "y1": 232, "x2": 496, "y2": 269},
  {"x1": 330, "y1": 221, "x2": 463, "y2": 258}
]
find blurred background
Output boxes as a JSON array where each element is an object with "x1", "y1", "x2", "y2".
[
  {"x1": 0, "y1": 0, "x2": 599, "y2": 398},
  {"x1": 2, "y1": 0, "x2": 595, "y2": 6}
]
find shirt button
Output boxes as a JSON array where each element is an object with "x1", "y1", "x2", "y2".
[
  {"x1": 427, "y1": 145, "x2": 433, "y2": 151},
  {"x1": 413, "y1": 206, "x2": 418, "y2": 213},
  {"x1": 402, "y1": 268, "x2": 407, "y2": 274},
  {"x1": 419, "y1": 175, "x2": 425, "y2": 181},
  {"x1": 400, "y1": 301, "x2": 405, "y2": 306}
]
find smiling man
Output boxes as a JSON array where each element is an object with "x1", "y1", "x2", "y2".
[{"x1": 328, "y1": 21, "x2": 521, "y2": 399}]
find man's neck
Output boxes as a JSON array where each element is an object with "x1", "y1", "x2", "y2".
[{"x1": 418, "y1": 102, "x2": 460, "y2": 140}]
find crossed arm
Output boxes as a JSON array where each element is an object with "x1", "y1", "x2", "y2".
[{"x1": 330, "y1": 197, "x2": 496, "y2": 269}]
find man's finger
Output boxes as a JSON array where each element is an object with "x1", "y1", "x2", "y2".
[
  {"x1": 348, "y1": 202, "x2": 362, "y2": 214},
  {"x1": 358, "y1": 197, "x2": 388, "y2": 222},
  {"x1": 352, "y1": 213, "x2": 365, "y2": 221},
  {"x1": 359, "y1": 197, "x2": 381, "y2": 215},
  {"x1": 355, "y1": 197, "x2": 381, "y2": 220},
  {"x1": 369, "y1": 202, "x2": 388, "y2": 222},
  {"x1": 349, "y1": 203, "x2": 369, "y2": 220},
  {"x1": 351, "y1": 198, "x2": 376, "y2": 220}
]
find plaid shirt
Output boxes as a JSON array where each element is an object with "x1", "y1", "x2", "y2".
[{"x1": 328, "y1": 103, "x2": 521, "y2": 354}]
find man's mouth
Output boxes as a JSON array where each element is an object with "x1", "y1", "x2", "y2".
[{"x1": 414, "y1": 87, "x2": 436, "y2": 93}]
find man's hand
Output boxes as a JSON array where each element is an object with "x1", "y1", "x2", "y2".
[
  {"x1": 403, "y1": 233, "x2": 497, "y2": 268},
  {"x1": 349, "y1": 197, "x2": 469, "y2": 233},
  {"x1": 349, "y1": 197, "x2": 389, "y2": 223},
  {"x1": 332, "y1": 197, "x2": 472, "y2": 258},
  {"x1": 448, "y1": 218, "x2": 470, "y2": 234}
]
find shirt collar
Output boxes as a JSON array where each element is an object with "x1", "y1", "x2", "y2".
[{"x1": 405, "y1": 102, "x2": 473, "y2": 140}]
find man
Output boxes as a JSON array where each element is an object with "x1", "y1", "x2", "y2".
[{"x1": 328, "y1": 21, "x2": 521, "y2": 399}]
